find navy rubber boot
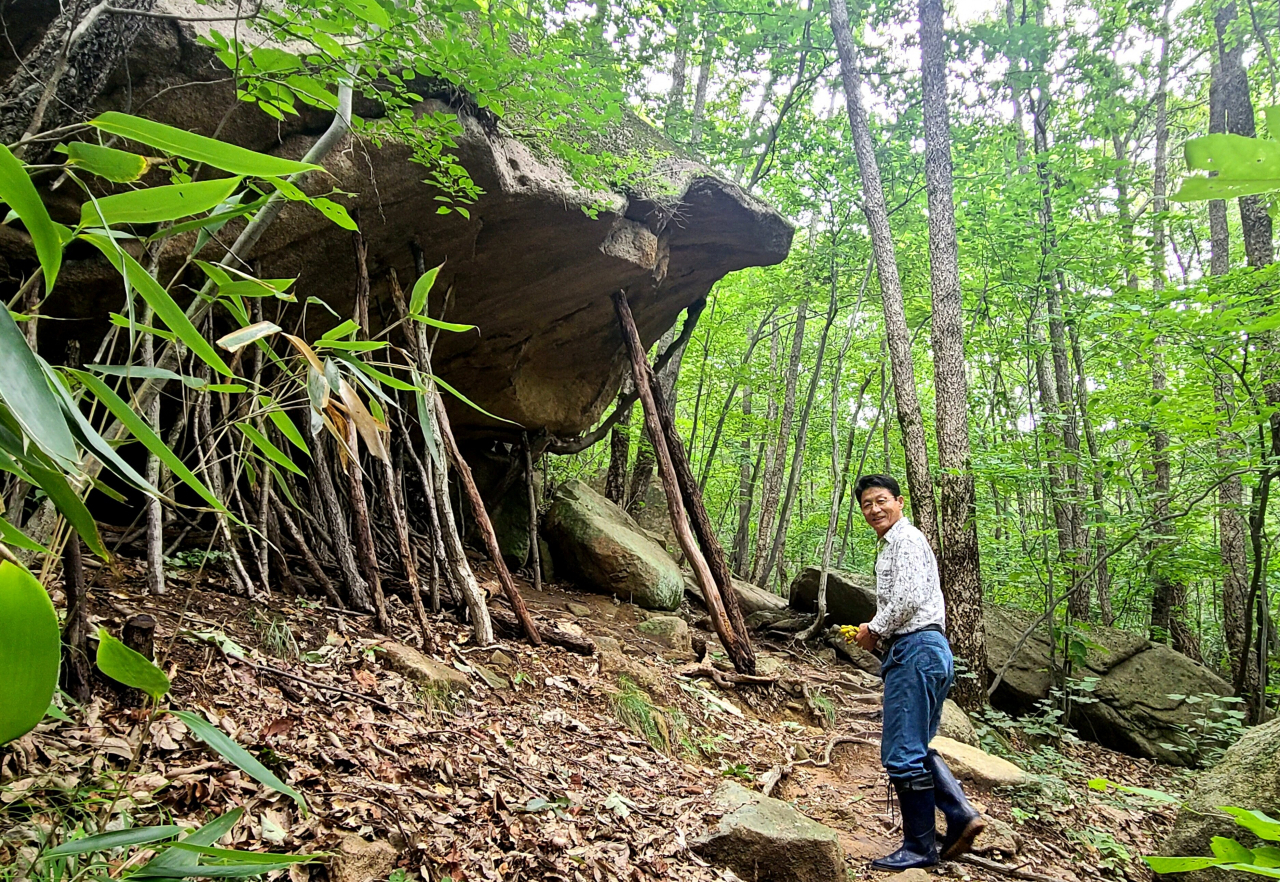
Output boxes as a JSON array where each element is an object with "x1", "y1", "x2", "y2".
[
  {"x1": 927, "y1": 748, "x2": 986, "y2": 860},
  {"x1": 871, "y1": 776, "x2": 939, "y2": 871}
]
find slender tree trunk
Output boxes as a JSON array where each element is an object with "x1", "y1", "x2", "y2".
[
  {"x1": 605, "y1": 390, "x2": 632, "y2": 505},
  {"x1": 665, "y1": 6, "x2": 692, "y2": 131},
  {"x1": 628, "y1": 326, "x2": 685, "y2": 513},
  {"x1": 690, "y1": 16, "x2": 717, "y2": 147},
  {"x1": 61, "y1": 530, "x2": 92, "y2": 704},
  {"x1": 313, "y1": 430, "x2": 374, "y2": 611},
  {"x1": 920, "y1": 0, "x2": 987, "y2": 705},
  {"x1": 345, "y1": 421, "x2": 393, "y2": 633},
  {"x1": 1069, "y1": 325, "x2": 1113, "y2": 624},
  {"x1": 731, "y1": 385, "x2": 756, "y2": 577},
  {"x1": 830, "y1": 0, "x2": 940, "y2": 554},
  {"x1": 699, "y1": 310, "x2": 776, "y2": 492},
  {"x1": 752, "y1": 304, "x2": 805, "y2": 583}
]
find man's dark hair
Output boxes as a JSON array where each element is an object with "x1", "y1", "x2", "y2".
[{"x1": 854, "y1": 474, "x2": 901, "y2": 503}]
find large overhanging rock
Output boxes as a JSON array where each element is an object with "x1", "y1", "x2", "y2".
[{"x1": 4, "y1": 3, "x2": 793, "y2": 443}]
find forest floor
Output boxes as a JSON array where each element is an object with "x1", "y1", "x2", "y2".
[{"x1": 1, "y1": 552, "x2": 1191, "y2": 882}]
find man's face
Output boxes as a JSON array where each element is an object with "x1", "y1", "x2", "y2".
[{"x1": 860, "y1": 486, "x2": 904, "y2": 538}]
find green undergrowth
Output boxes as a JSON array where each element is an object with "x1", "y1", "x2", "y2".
[{"x1": 609, "y1": 676, "x2": 689, "y2": 755}]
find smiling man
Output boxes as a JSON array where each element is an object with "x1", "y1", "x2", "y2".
[{"x1": 852, "y1": 474, "x2": 985, "y2": 870}]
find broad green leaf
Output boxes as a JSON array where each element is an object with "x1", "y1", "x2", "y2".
[
  {"x1": 285, "y1": 75, "x2": 338, "y2": 110},
  {"x1": 133, "y1": 807, "x2": 245, "y2": 877},
  {"x1": 0, "y1": 305, "x2": 79, "y2": 469},
  {"x1": 311, "y1": 196, "x2": 356, "y2": 229},
  {"x1": 1171, "y1": 176, "x2": 1280, "y2": 202},
  {"x1": 1212, "y1": 837, "x2": 1256, "y2": 863},
  {"x1": 81, "y1": 177, "x2": 241, "y2": 227},
  {"x1": 237, "y1": 423, "x2": 304, "y2": 476},
  {"x1": 89, "y1": 363, "x2": 207, "y2": 389},
  {"x1": 62, "y1": 142, "x2": 150, "y2": 183},
  {"x1": 1265, "y1": 105, "x2": 1280, "y2": 142},
  {"x1": 338, "y1": 0, "x2": 391, "y2": 28},
  {"x1": 71, "y1": 370, "x2": 230, "y2": 517},
  {"x1": 206, "y1": 383, "x2": 248, "y2": 393},
  {"x1": 1223, "y1": 807, "x2": 1280, "y2": 842},
  {"x1": 96, "y1": 628, "x2": 170, "y2": 700},
  {"x1": 172, "y1": 710, "x2": 307, "y2": 812},
  {"x1": 1143, "y1": 856, "x2": 1226, "y2": 873},
  {"x1": 1184, "y1": 133, "x2": 1280, "y2": 176},
  {"x1": 217, "y1": 321, "x2": 282, "y2": 353},
  {"x1": 411, "y1": 314, "x2": 477, "y2": 333},
  {"x1": 24, "y1": 456, "x2": 108, "y2": 558},
  {"x1": 413, "y1": 374, "x2": 443, "y2": 473},
  {"x1": 266, "y1": 409, "x2": 309, "y2": 456},
  {"x1": 45, "y1": 825, "x2": 183, "y2": 857},
  {"x1": 321, "y1": 319, "x2": 359, "y2": 340},
  {"x1": 82, "y1": 234, "x2": 233, "y2": 376},
  {"x1": 315, "y1": 339, "x2": 386, "y2": 352},
  {"x1": 136, "y1": 861, "x2": 309, "y2": 878},
  {"x1": 0, "y1": 515, "x2": 48, "y2": 554},
  {"x1": 166, "y1": 843, "x2": 314, "y2": 865},
  {"x1": 409, "y1": 263, "x2": 442, "y2": 316},
  {"x1": 0, "y1": 561, "x2": 60, "y2": 744},
  {"x1": 0, "y1": 145, "x2": 62, "y2": 291},
  {"x1": 1255, "y1": 847, "x2": 1280, "y2": 869},
  {"x1": 44, "y1": 703, "x2": 71, "y2": 722},
  {"x1": 90, "y1": 112, "x2": 322, "y2": 177},
  {"x1": 157, "y1": 195, "x2": 267, "y2": 241},
  {"x1": 338, "y1": 354, "x2": 416, "y2": 392},
  {"x1": 1224, "y1": 865, "x2": 1280, "y2": 878}
]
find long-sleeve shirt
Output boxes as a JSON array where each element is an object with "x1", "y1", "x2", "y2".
[{"x1": 868, "y1": 517, "x2": 946, "y2": 640}]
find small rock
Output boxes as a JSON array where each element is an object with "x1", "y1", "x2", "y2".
[
  {"x1": 566, "y1": 601, "x2": 592, "y2": 617},
  {"x1": 378, "y1": 643, "x2": 469, "y2": 692},
  {"x1": 693, "y1": 782, "x2": 845, "y2": 882},
  {"x1": 637, "y1": 615, "x2": 693, "y2": 653},
  {"x1": 928, "y1": 736, "x2": 1028, "y2": 788},
  {"x1": 470, "y1": 661, "x2": 509, "y2": 690},
  {"x1": 971, "y1": 815, "x2": 1020, "y2": 856},
  {"x1": 329, "y1": 835, "x2": 396, "y2": 882},
  {"x1": 599, "y1": 650, "x2": 664, "y2": 695},
  {"x1": 939, "y1": 699, "x2": 979, "y2": 746},
  {"x1": 755, "y1": 655, "x2": 789, "y2": 677},
  {"x1": 892, "y1": 870, "x2": 932, "y2": 882},
  {"x1": 794, "y1": 743, "x2": 810, "y2": 761},
  {"x1": 594, "y1": 635, "x2": 622, "y2": 654},
  {"x1": 490, "y1": 649, "x2": 514, "y2": 668}
]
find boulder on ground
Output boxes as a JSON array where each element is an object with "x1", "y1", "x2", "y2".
[
  {"x1": 329, "y1": 835, "x2": 396, "y2": 882},
  {"x1": 378, "y1": 643, "x2": 469, "y2": 692},
  {"x1": 694, "y1": 782, "x2": 845, "y2": 882},
  {"x1": 828, "y1": 629, "x2": 881, "y2": 675},
  {"x1": 685, "y1": 573, "x2": 788, "y2": 617},
  {"x1": 637, "y1": 615, "x2": 693, "y2": 653},
  {"x1": 928, "y1": 736, "x2": 1028, "y2": 788},
  {"x1": 788, "y1": 567, "x2": 877, "y2": 626},
  {"x1": 939, "y1": 699, "x2": 979, "y2": 747},
  {"x1": 972, "y1": 815, "x2": 1021, "y2": 856},
  {"x1": 544, "y1": 480, "x2": 683, "y2": 610},
  {"x1": 1158, "y1": 715, "x2": 1280, "y2": 882}
]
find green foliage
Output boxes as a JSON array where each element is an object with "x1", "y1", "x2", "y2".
[
  {"x1": 610, "y1": 676, "x2": 686, "y2": 754},
  {"x1": 1142, "y1": 806, "x2": 1280, "y2": 877},
  {"x1": 96, "y1": 628, "x2": 171, "y2": 702},
  {"x1": 0, "y1": 561, "x2": 60, "y2": 744}
]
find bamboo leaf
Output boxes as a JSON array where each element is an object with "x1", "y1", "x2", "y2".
[
  {"x1": 89, "y1": 363, "x2": 207, "y2": 389},
  {"x1": 90, "y1": 112, "x2": 322, "y2": 177},
  {"x1": 265, "y1": 408, "x2": 309, "y2": 456},
  {"x1": 45, "y1": 825, "x2": 184, "y2": 857},
  {"x1": 217, "y1": 321, "x2": 282, "y2": 353},
  {"x1": 338, "y1": 379, "x2": 390, "y2": 463},
  {"x1": 433, "y1": 375, "x2": 519, "y2": 425},
  {"x1": 0, "y1": 305, "x2": 79, "y2": 469},
  {"x1": 410, "y1": 314, "x2": 476, "y2": 334},
  {"x1": 171, "y1": 710, "x2": 307, "y2": 812},
  {"x1": 96, "y1": 628, "x2": 170, "y2": 700},
  {"x1": 61, "y1": 142, "x2": 151, "y2": 183},
  {"x1": 24, "y1": 456, "x2": 108, "y2": 558},
  {"x1": 0, "y1": 515, "x2": 48, "y2": 554},
  {"x1": 80, "y1": 177, "x2": 242, "y2": 227},
  {"x1": 0, "y1": 145, "x2": 63, "y2": 291},
  {"x1": 0, "y1": 561, "x2": 60, "y2": 744},
  {"x1": 236, "y1": 423, "x2": 305, "y2": 476},
  {"x1": 71, "y1": 370, "x2": 230, "y2": 517},
  {"x1": 137, "y1": 810, "x2": 245, "y2": 877},
  {"x1": 409, "y1": 263, "x2": 442, "y2": 316},
  {"x1": 81, "y1": 234, "x2": 233, "y2": 376}
]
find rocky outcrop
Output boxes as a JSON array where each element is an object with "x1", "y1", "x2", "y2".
[
  {"x1": 637, "y1": 615, "x2": 693, "y2": 653},
  {"x1": 1158, "y1": 716, "x2": 1280, "y2": 882},
  {"x1": 9, "y1": 2, "x2": 793, "y2": 444},
  {"x1": 694, "y1": 782, "x2": 845, "y2": 882},
  {"x1": 686, "y1": 573, "x2": 788, "y2": 617},
  {"x1": 544, "y1": 480, "x2": 683, "y2": 610},
  {"x1": 378, "y1": 643, "x2": 470, "y2": 693},
  {"x1": 788, "y1": 567, "x2": 877, "y2": 626}
]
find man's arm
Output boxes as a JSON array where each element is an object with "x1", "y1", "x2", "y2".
[{"x1": 868, "y1": 537, "x2": 928, "y2": 638}]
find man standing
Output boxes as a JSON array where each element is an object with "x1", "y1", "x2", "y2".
[{"x1": 851, "y1": 474, "x2": 985, "y2": 869}]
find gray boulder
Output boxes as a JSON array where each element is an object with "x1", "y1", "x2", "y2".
[
  {"x1": 1159, "y1": 716, "x2": 1280, "y2": 882},
  {"x1": 694, "y1": 782, "x2": 845, "y2": 882},
  {"x1": 544, "y1": 480, "x2": 683, "y2": 610},
  {"x1": 686, "y1": 573, "x2": 788, "y2": 617},
  {"x1": 637, "y1": 615, "x2": 693, "y2": 653},
  {"x1": 788, "y1": 567, "x2": 877, "y2": 626}
]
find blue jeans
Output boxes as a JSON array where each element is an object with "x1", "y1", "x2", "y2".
[{"x1": 880, "y1": 630, "x2": 955, "y2": 781}]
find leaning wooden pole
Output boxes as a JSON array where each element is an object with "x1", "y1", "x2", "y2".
[
  {"x1": 432, "y1": 394, "x2": 542, "y2": 645},
  {"x1": 613, "y1": 290, "x2": 756, "y2": 674}
]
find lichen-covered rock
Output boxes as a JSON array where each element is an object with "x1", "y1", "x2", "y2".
[
  {"x1": 329, "y1": 835, "x2": 396, "y2": 882},
  {"x1": 544, "y1": 480, "x2": 683, "y2": 610},
  {"x1": 928, "y1": 736, "x2": 1028, "y2": 789},
  {"x1": 378, "y1": 643, "x2": 469, "y2": 692},
  {"x1": 1158, "y1": 716, "x2": 1280, "y2": 882},
  {"x1": 788, "y1": 567, "x2": 877, "y2": 626},
  {"x1": 694, "y1": 782, "x2": 845, "y2": 882},
  {"x1": 637, "y1": 615, "x2": 692, "y2": 653}
]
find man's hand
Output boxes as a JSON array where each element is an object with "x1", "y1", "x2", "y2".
[{"x1": 854, "y1": 623, "x2": 878, "y2": 653}]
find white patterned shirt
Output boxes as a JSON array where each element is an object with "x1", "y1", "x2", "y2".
[{"x1": 869, "y1": 517, "x2": 946, "y2": 639}]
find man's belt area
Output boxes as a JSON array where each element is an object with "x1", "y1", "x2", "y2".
[{"x1": 880, "y1": 623, "x2": 946, "y2": 656}]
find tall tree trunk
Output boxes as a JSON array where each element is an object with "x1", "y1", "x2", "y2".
[
  {"x1": 1149, "y1": 6, "x2": 1201, "y2": 662},
  {"x1": 628, "y1": 326, "x2": 686, "y2": 513},
  {"x1": 605, "y1": 390, "x2": 632, "y2": 505},
  {"x1": 1209, "y1": 53, "x2": 1253, "y2": 686},
  {"x1": 1069, "y1": 325, "x2": 1113, "y2": 624},
  {"x1": 731, "y1": 385, "x2": 757, "y2": 577},
  {"x1": 690, "y1": 16, "x2": 717, "y2": 147},
  {"x1": 751, "y1": 304, "x2": 806, "y2": 584},
  {"x1": 920, "y1": 0, "x2": 987, "y2": 705},
  {"x1": 665, "y1": 5, "x2": 692, "y2": 131},
  {"x1": 830, "y1": 0, "x2": 940, "y2": 554}
]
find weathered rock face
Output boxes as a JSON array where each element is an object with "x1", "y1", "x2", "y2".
[
  {"x1": 939, "y1": 699, "x2": 979, "y2": 747},
  {"x1": 788, "y1": 566, "x2": 877, "y2": 626},
  {"x1": 544, "y1": 480, "x2": 683, "y2": 610},
  {"x1": 694, "y1": 782, "x2": 846, "y2": 882},
  {"x1": 637, "y1": 615, "x2": 693, "y2": 653},
  {"x1": 685, "y1": 573, "x2": 788, "y2": 617},
  {"x1": 1159, "y1": 716, "x2": 1280, "y2": 882},
  {"x1": 378, "y1": 643, "x2": 470, "y2": 693},
  {"x1": 8, "y1": 4, "x2": 793, "y2": 444},
  {"x1": 984, "y1": 605, "x2": 1231, "y2": 766}
]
